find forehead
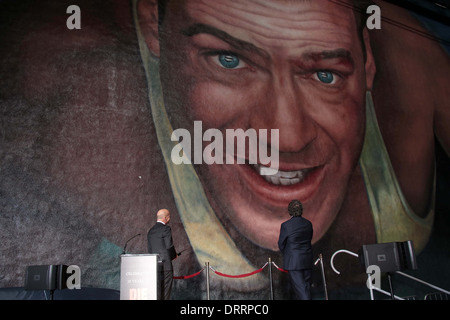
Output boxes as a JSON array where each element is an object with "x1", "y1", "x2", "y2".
[{"x1": 162, "y1": 0, "x2": 359, "y2": 52}]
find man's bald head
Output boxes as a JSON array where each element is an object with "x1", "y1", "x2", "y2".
[{"x1": 157, "y1": 208, "x2": 171, "y2": 223}]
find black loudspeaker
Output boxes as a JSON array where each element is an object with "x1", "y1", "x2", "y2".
[
  {"x1": 56, "y1": 265, "x2": 69, "y2": 290},
  {"x1": 398, "y1": 241, "x2": 418, "y2": 270},
  {"x1": 24, "y1": 265, "x2": 58, "y2": 291},
  {"x1": 359, "y1": 240, "x2": 418, "y2": 273},
  {"x1": 24, "y1": 265, "x2": 69, "y2": 291}
]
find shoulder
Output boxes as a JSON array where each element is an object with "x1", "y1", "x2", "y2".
[
  {"x1": 302, "y1": 216, "x2": 312, "y2": 223},
  {"x1": 301, "y1": 216, "x2": 313, "y2": 227},
  {"x1": 149, "y1": 222, "x2": 165, "y2": 232},
  {"x1": 161, "y1": 223, "x2": 172, "y2": 234},
  {"x1": 293, "y1": 216, "x2": 312, "y2": 227}
]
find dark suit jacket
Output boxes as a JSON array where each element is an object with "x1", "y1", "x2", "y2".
[
  {"x1": 147, "y1": 222, "x2": 177, "y2": 271},
  {"x1": 278, "y1": 216, "x2": 313, "y2": 270}
]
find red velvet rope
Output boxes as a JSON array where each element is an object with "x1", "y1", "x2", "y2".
[
  {"x1": 173, "y1": 268, "x2": 205, "y2": 279},
  {"x1": 271, "y1": 261, "x2": 289, "y2": 273},
  {"x1": 173, "y1": 261, "x2": 288, "y2": 279},
  {"x1": 211, "y1": 267, "x2": 265, "y2": 278},
  {"x1": 209, "y1": 262, "x2": 268, "y2": 278}
]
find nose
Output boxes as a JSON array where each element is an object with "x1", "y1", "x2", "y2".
[{"x1": 254, "y1": 70, "x2": 317, "y2": 153}]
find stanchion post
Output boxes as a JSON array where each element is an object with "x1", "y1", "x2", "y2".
[
  {"x1": 268, "y1": 257, "x2": 274, "y2": 300},
  {"x1": 318, "y1": 254, "x2": 328, "y2": 300},
  {"x1": 367, "y1": 273, "x2": 374, "y2": 300},
  {"x1": 387, "y1": 272, "x2": 395, "y2": 300},
  {"x1": 205, "y1": 261, "x2": 210, "y2": 300}
]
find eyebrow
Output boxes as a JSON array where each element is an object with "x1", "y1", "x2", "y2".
[
  {"x1": 301, "y1": 49, "x2": 355, "y2": 68},
  {"x1": 182, "y1": 23, "x2": 270, "y2": 60}
]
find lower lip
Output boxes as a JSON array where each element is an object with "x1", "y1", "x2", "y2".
[{"x1": 238, "y1": 163, "x2": 326, "y2": 206}]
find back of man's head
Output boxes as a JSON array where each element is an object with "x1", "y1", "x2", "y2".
[
  {"x1": 288, "y1": 200, "x2": 303, "y2": 217},
  {"x1": 157, "y1": 209, "x2": 170, "y2": 221}
]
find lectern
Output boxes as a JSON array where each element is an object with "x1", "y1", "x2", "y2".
[{"x1": 120, "y1": 254, "x2": 159, "y2": 300}]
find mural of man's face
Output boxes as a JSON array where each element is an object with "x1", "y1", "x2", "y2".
[{"x1": 139, "y1": 0, "x2": 375, "y2": 250}]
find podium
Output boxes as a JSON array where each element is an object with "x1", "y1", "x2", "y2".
[{"x1": 120, "y1": 254, "x2": 159, "y2": 300}]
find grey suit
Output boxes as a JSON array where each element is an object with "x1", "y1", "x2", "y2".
[{"x1": 147, "y1": 222, "x2": 177, "y2": 299}]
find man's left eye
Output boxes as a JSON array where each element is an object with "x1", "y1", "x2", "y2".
[
  {"x1": 215, "y1": 53, "x2": 245, "y2": 69},
  {"x1": 315, "y1": 71, "x2": 335, "y2": 84}
]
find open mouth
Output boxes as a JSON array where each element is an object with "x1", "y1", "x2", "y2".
[{"x1": 251, "y1": 163, "x2": 315, "y2": 186}]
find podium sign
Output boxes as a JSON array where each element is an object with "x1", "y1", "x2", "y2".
[{"x1": 120, "y1": 254, "x2": 159, "y2": 300}]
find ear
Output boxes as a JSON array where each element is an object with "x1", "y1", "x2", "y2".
[
  {"x1": 362, "y1": 28, "x2": 376, "y2": 90},
  {"x1": 137, "y1": 0, "x2": 160, "y2": 57}
]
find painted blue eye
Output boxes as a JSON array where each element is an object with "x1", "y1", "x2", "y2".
[
  {"x1": 316, "y1": 71, "x2": 334, "y2": 84},
  {"x1": 218, "y1": 54, "x2": 240, "y2": 69}
]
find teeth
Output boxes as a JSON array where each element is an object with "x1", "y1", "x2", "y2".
[
  {"x1": 278, "y1": 170, "x2": 297, "y2": 178},
  {"x1": 280, "y1": 178, "x2": 292, "y2": 186},
  {"x1": 254, "y1": 164, "x2": 311, "y2": 186}
]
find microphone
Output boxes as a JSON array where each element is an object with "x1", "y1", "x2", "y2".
[
  {"x1": 122, "y1": 233, "x2": 141, "y2": 254},
  {"x1": 177, "y1": 249, "x2": 188, "y2": 256}
]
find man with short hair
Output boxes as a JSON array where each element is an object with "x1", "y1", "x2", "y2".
[
  {"x1": 147, "y1": 208, "x2": 177, "y2": 300},
  {"x1": 278, "y1": 200, "x2": 314, "y2": 300}
]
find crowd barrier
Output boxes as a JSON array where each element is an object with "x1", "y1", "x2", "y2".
[
  {"x1": 173, "y1": 249, "x2": 450, "y2": 300},
  {"x1": 172, "y1": 255, "x2": 328, "y2": 300}
]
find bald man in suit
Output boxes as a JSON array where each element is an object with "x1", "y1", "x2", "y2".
[
  {"x1": 147, "y1": 209, "x2": 177, "y2": 300},
  {"x1": 278, "y1": 200, "x2": 314, "y2": 300}
]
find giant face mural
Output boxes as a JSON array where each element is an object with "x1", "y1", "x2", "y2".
[{"x1": 0, "y1": 0, "x2": 449, "y2": 300}]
